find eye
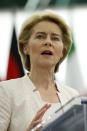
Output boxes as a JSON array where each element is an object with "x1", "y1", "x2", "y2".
[
  {"x1": 52, "y1": 37, "x2": 60, "y2": 41},
  {"x1": 36, "y1": 35, "x2": 45, "y2": 39}
]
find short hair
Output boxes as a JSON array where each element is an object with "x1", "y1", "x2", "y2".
[{"x1": 18, "y1": 10, "x2": 72, "y2": 73}]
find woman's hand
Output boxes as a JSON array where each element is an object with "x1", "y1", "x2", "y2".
[{"x1": 27, "y1": 104, "x2": 51, "y2": 131}]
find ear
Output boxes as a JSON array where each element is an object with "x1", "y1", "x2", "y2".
[{"x1": 23, "y1": 44, "x2": 30, "y2": 55}]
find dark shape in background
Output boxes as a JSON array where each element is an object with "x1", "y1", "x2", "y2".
[
  {"x1": 7, "y1": 27, "x2": 25, "y2": 80},
  {"x1": 49, "y1": 0, "x2": 87, "y2": 7},
  {"x1": 0, "y1": 0, "x2": 27, "y2": 8},
  {"x1": 0, "y1": 0, "x2": 87, "y2": 9}
]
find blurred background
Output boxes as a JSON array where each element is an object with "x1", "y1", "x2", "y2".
[{"x1": 0, "y1": 0, "x2": 87, "y2": 91}]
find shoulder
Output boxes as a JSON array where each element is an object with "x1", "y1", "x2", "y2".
[
  {"x1": 63, "y1": 84, "x2": 79, "y2": 95},
  {"x1": 56, "y1": 80, "x2": 79, "y2": 97},
  {"x1": 0, "y1": 74, "x2": 34, "y2": 108},
  {"x1": 0, "y1": 74, "x2": 31, "y2": 89},
  {"x1": 55, "y1": 80, "x2": 81, "y2": 105},
  {"x1": 0, "y1": 76, "x2": 24, "y2": 87},
  {"x1": 0, "y1": 76, "x2": 24, "y2": 98},
  {"x1": 0, "y1": 74, "x2": 33, "y2": 97}
]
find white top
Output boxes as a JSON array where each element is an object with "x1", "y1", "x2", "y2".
[
  {"x1": 0, "y1": 74, "x2": 80, "y2": 131},
  {"x1": 43, "y1": 103, "x2": 62, "y2": 125},
  {"x1": 44, "y1": 103, "x2": 61, "y2": 118}
]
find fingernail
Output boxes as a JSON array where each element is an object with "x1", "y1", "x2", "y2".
[{"x1": 47, "y1": 103, "x2": 51, "y2": 106}]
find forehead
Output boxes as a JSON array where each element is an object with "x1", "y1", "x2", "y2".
[{"x1": 32, "y1": 20, "x2": 62, "y2": 35}]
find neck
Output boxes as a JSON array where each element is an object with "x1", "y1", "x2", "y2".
[{"x1": 29, "y1": 66, "x2": 55, "y2": 90}]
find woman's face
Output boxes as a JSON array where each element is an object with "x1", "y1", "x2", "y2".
[{"x1": 24, "y1": 20, "x2": 63, "y2": 70}]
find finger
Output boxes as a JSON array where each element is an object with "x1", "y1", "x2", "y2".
[
  {"x1": 37, "y1": 104, "x2": 51, "y2": 115},
  {"x1": 33, "y1": 108, "x2": 46, "y2": 122},
  {"x1": 28, "y1": 119, "x2": 42, "y2": 130},
  {"x1": 37, "y1": 104, "x2": 51, "y2": 113},
  {"x1": 36, "y1": 126, "x2": 43, "y2": 131},
  {"x1": 34, "y1": 104, "x2": 51, "y2": 120},
  {"x1": 31, "y1": 119, "x2": 42, "y2": 127},
  {"x1": 28, "y1": 104, "x2": 51, "y2": 131}
]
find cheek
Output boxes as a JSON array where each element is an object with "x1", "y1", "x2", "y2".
[
  {"x1": 55, "y1": 44, "x2": 63, "y2": 57},
  {"x1": 29, "y1": 42, "x2": 40, "y2": 57}
]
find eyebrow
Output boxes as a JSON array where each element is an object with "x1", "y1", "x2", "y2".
[
  {"x1": 36, "y1": 32, "x2": 62, "y2": 37},
  {"x1": 51, "y1": 33, "x2": 62, "y2": 38},
  {"x1": 36, "y1": 32, "x2": 46, "y2": 35}
]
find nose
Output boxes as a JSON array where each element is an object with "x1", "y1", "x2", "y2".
[{"x1": 44, "y1": 36, "x2": 52, "y2": 46}]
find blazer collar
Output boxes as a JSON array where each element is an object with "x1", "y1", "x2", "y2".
[{"x1": 24, "y1": 73, "x2": 69, "y2": 105}]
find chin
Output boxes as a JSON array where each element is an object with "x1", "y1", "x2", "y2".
[{"x1": 39, "y1": 61, "x2": 56, "y2": 68}]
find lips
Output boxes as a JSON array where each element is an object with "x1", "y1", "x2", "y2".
[{"x1": 41, "y1": 50, "x2": 53, "y2": 55}]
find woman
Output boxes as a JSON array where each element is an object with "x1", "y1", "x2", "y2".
[{"x1": 0, "y1": 10, "x2": 79, "y2": 131}]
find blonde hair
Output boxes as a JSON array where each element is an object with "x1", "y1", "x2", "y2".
[{"x1": 18, "y1": 10, "x2": 72, "y2": 72}]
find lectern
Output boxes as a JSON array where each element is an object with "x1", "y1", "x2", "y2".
[
  {"x1": 31, "y1": 95, "x2": 87, "y2": 131},
  {"x1": 42, "y1": 104, "x2": 87, "y2": 131}
]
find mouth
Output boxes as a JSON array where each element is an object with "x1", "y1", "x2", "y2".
[{"x1": 41, "y1": 50, "x2": 53, "y2": 56}]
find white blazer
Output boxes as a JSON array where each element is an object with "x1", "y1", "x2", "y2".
[{"x1": 0, "y1": 74, "x2": 79, "y2": 131}]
